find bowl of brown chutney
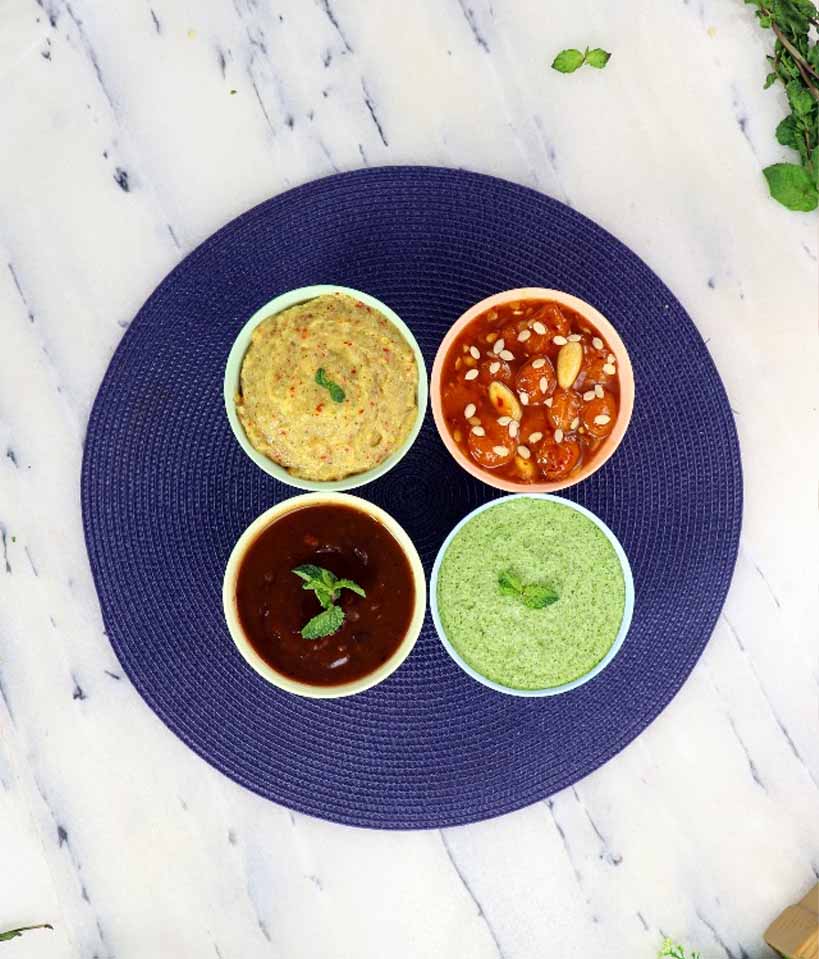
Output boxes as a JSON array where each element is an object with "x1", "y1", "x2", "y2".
[{"x1": 223, "y1": 493, "x2": 426, "y2": 698}]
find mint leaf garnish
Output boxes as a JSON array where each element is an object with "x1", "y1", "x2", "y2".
[
  {"x1": 291, "y1": 564, "x2": 365, "y2": 638},
  {"x1": 498, "y1": 570, "x2": 524, "y2": 596},
  {"x1": 315, "y1": 368, "x2": 345, "y2": 403},
  {"x1": 585, "y1": 48, "x2": 611, "y2": 69},
  {"x1": 301, "y1": 604, "x2": 345, "y2": 639},
  {"x1": 522, "y1": 583, "x2": 559, "y2": 609},
  {"x1": 551, "y1": 48, "x2": 585, "y2": 73},
  {"x1": 498, "y1": 569, "x2": 557, "y2": 609}
]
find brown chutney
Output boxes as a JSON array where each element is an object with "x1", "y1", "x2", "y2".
[{"x1": 235, "y1": 503, "x2": 415, "y2": 686}]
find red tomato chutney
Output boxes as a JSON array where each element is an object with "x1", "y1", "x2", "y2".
[
  {"x1": 235, "y1": 503, "x2": 415, "y2": 686},
  {"x1": 439, "y1": 299, "x2": 620, "y2": 483}
]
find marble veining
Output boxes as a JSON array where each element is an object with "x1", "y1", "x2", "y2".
[{"x1": 1, "y1": 0, "x2": 817, "y2": 957}]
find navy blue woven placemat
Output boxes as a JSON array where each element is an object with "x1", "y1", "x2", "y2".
[{"x1": 81, "y1": 167, "x2": 742, "y2": 829}]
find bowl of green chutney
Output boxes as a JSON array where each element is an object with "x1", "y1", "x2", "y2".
[{"x1": 430, "y1": 494, "x2": 634, "y2": 697}]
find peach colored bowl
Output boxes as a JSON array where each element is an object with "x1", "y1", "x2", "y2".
[{"x1": 430, "y1": 288, "x2": 634, "y2": 493}]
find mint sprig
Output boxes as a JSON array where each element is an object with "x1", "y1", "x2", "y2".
[
  {"x1": 315, "y1": 368, "x2": 345, "y2": 403},
  {"x1": 658, "y1": 939, "x2": 702, "y2": 959},
  {"x1": 0, "y1": 924, "x2": 53, "y2": 942},
  {"x1": 498, "y1": 569, "x2": 558, "y2": 609},
  {"x1": 551, "y1": 46, "x2": 611, "y2": 74},
  {"x1": 292, "y1": 564, "x2": 365, "y2": 639}
]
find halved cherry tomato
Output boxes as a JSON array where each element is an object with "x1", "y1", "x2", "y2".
[
  {"x1": 581, "y1": 391, "x2": 618, "y2": 438},
  {"x1": 537, "y1": 439, "x2": 581, "y2": 481},
  {"x1": 515, "y1": 357, "x2": 556, "y2": 406},
  {"x1": 547, "y1": 388, "x2": 582, "y2": 432}
]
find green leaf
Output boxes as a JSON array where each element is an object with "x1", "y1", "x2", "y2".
[
  {"x1": 301, "y1": 604, "x2": 345, "y2": 639},
  {"x1": 776, "y1": 114, "x2": 799, "y2": 147},
  {"x1": 498, "y1": 569, "x2": 523, "y2": 596},
  {"x1": 334, "y1": 578, "x2": 366, "y2": 598},
  {"x1": 585, "y1": 48, "x2": 611, "y2": 69},
  {"x1": 786, "y1": 77, "x2": 815, "y2": 117},
  {"x1": 808, "y1": 41, "x2": 819, "y2": 72},
  {"x1": 315, "y1": 368, "x2": 345, "y2": 403},
  {"x1": 764, "y1": 70, "x2": 779, "y2": 87},
  {"x1": 0, "y1": 925, "x2": 53, "y2": 942},
  {"x1": 521, "y1": 583, "x2": 559, "y2": 609},
  {"x1": 292, "y1": 564, "x2": 327, "y2": 584},
  {"x1": 763, "y1": 161, "x2": 819, "y2": 209},
  {"x1": 551, "y1": 48, "x2": 585, "y2": 73}
]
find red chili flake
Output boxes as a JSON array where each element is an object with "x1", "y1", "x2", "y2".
[
  {"x1": 357, "y1": 408, "x2": 364, "y2": 414},
  {"x1": 351, "y1": 368, "x2": 357, "y2": 375},
  {"x1": 315, "y1": 403, "x2": 324, "y2": 413},
  {"x1": 383, "y1": 348, "x2": 390, "y2": 354},
  {"x1": 304, "y1": 534, "x2": 319, "y2": 548}
]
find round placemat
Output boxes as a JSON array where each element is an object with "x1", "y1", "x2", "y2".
[{"x1": 81, "y1": 167, "x2": 742, "y2": 829}]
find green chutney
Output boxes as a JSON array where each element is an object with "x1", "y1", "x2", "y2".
[{"x1": 436, "y1": 498, "x2": 626, "y2": 690}]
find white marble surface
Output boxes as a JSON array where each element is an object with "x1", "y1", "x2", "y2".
[{"x1": 1, "y1": 1, "x2": 817, "y2": 956}]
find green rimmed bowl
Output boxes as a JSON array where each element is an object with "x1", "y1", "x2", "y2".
[{"x1": 223, "y1": 284, "x2": 429, "y2": 492}]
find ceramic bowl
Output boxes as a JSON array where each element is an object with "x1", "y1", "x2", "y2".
[
  {"x1": 224, "y1": 284, "x2": 428, "y2": 492},
  {"x1": 222, "y1": 492, "x2": 427, "y2": 699},
  {"x1": 430, "y1": 288, "x2": 634, "y2": 493},
  {"x1": 429, "y1": 493, "x2": 634, "y2": 697}
]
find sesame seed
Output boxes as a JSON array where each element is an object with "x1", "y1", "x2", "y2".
[
  {"x1": 592, "y1": 337, "x2": 604, "y2": 350},
  {"x1": 570, "y1": 417, "x2": 580, "y2": 430},
  {"x1": 517, "y1": 330, "x2": 531, "y2": 342},
  {"x1": 500, "y1": 350, "x2": 515, "y2": 361},
  {"x1": 607, "y1": 353, "x2": 616, "y2": 364},
  {"x1": 545, "y1": 397, "x2": 553, "y2": 407},
  {"x1": 465, "y1": 368, "x2": 479, "y2": 381},
  {"x1": 603, "y1": 363, "x2": 616, "y2": 375},
  {"x1": 471, "y1": 425, "x2": 485, "y2": 436},
  {"x1": 539, "y1": 376, "x2": 548, "y2": 393},
  {"x1": 519, "y1": 392, "x2": 529, "y2": 406},
  {"x1": 554, "y1": 429, "x2": 564, "y2": 444},
  {"x1": 583, "y1": 390, "x2": 595, "y2": 401},
  {"x1": 509, "y1": 420, "x2": 519, "y2": 438},
  {"x1": 568, "y1": 333, "x2": 582, "y2": 342},
  {"x1": 464, "y1": 403, "x2": 476, "y2": 418},
  {"x1": 517, "y1": 445, "x2": 531, "y2": 459},
  {"x1": 492, "y1": 445, "x2": 509, "y2": 456},
  {"x1": 553, "y1": 335, "x2": 568, "y2": 346},
  {"x1": 532, "y1": 358, "x2": 546, "y2": 369},
  {"x1": 489, "y1": 361, "x2": 501, "y2": 374},
  {"x1": 469, "y1": 345, "x2": 480, "y2": 359},
  {"x1": 498, "y1": 416, "x2": 512, "y2": 426},
  {"x1": 493, "y1": 339, "x2": 505, "y2": 355},
  {"x1": 532, "y1": 321, "x2": 546, "y2": 335},
  {"x1": 594, "y1": 414, "x2": 611, "y2": 425},
  {"x1": 528, "y1": 431, "x2": 543, "y2": 443},
  {"x1": 468, "y1": 417, "x2": 481, "y2": 426},
  {"x1": 595, "y1": 384, "x2": 604, "y2": 398}
]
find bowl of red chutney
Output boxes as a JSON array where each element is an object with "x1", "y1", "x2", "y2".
[
  {"x1": 222, "y1": 493, "x2": 426, "y2": 698},
  {"x1": 431, "y1": 289, "x2": 634, "y2": 492}
]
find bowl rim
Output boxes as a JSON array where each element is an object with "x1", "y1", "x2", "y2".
[
  {"x1": 430, "y1": 287, "x2": 634, "y2": 493},
  {"x1": 222, "y1": 492, "x2": 427, "y2": 699},
  {"x1": 429, "y1": 492, "x2": 634, "y2": 697},
  {"x1": 224, "y1": 284, "x2": 429, "y2": 492}
]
